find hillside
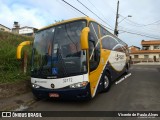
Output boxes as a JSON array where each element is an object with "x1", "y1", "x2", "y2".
[{"x1": 0, "y1": 31, "x2": 33, "y2": 83}]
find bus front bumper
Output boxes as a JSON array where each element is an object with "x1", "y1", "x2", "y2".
[{"x1": 32, "y1": 83, "x2": 91, "y2": 100}]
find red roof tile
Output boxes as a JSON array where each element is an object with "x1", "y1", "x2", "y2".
[
  {"x1": 131, "y1": 50, "x2": 160, "y2": 54},
  {"x1": 141, "y1": 40, "x2": 160, "y2": 45}
]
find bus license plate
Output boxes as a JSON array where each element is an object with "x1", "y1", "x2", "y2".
[{"x1": 49, "y1": 93, "x2": 59, "y2": 98}]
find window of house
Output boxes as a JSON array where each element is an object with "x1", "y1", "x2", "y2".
[
  {"x1": 154, "y1": 45, "x2": 160, "y2": 49},
  {"x1": 144, "y1": 55, "x2": 149, "y2": 58},
  {"x1": 142, "y1": 46, "x2": 149, "y2": 50},
  {"x1": 134, "y1": 55, "x2": 139, "y2": 58}
]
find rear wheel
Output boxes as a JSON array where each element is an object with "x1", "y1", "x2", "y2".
[
  {"x1": 125, "y1": 63, "x2": 129, "y2": 74},
  {"x1": 102, "y1": 72, "x2": 111, "y2": 92}
]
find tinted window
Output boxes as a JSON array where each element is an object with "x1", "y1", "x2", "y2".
[
  {"x1": 100, "y1": 26, "x2": 127, "y2": 52},
  {"x1": 89, "y1": 22, "x2": 100, "y2": 71},
  {"x1": 102, "y1": 36, "x2": 118, "y2": 50},
  {"x1": 100, "y1": 27, "x2": 110, "y2": 37},
  {"x1": 32, "y1": 20, "x2": 87, "y2": 78}
]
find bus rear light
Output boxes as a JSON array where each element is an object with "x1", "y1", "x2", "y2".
[{"x1": 69, "y1": 81, "x2": 88, "y2": 88}]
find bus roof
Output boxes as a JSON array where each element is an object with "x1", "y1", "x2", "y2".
[{"x1": 38, "y1": 17, "x2": 95, "y2": 32}]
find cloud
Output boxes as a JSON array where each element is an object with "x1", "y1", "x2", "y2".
[
  {"x1": 0, "y1": 0, "x2": 160, "y2": 47},
  {"x1": 0, "y1": 0, "x2": 49, "y2": 28}
]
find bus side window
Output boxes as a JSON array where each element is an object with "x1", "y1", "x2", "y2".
[
  {"x1": 102, "y1": 37, "x2": 117, "y2": 50},
  {"x1": 100, "y1": 27, "x2": 110, "y2": 37},
  {"x1": 89, "y1": 22, "x2": 100, "y2": 72},
  {"x1": 100, "y1": 26, "x2": 116, "y2": 50}
]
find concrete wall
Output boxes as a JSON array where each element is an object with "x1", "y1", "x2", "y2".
[{"x1": 150, "y1": 45, "x2": 154, "y2": 50}]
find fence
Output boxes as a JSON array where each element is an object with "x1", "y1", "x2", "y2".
[{"x1": 131, "y1": 58, "x2": 160, "y2": 64}]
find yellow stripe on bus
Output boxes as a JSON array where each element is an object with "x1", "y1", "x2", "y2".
[{"x1": 89, "y1": 49, "x2": 111, "y2": 97}]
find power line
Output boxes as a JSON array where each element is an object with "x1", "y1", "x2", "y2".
[
  {"x1": 61, "y1": 0, "x2": 88, "y2": 16},
  {"x1": 102, "y1": 0, "x2": 117, "y2": 14},
  {"x1": 61, "y1": 0, "x2": 113, "y2": 31},
  {"x1": 119, "y1": 27, "x2": 160, "y2": 39},
  {"x1": 119, "y1": 25, "x2": 160, "y2": 34},
  {"x1": 59, "y1": 0, "x2": 160, "y2": 40},
  {"x1": 119, "y1": 30, "x2": 160, "y2": 39},
  {"x1": 119, "y1": 22, "x2": 160, "y2": 36},
  {"x1": 56, "y1": 0, "x2": 80, "y2": 17},
  {"x1": 76, "y1": 0, "x2": 113, "y2": 29},
  {"x1": 87, "y1": 0, "x2": 113, "y2": 25},
  {"x1": 119, "y1": 14, "x2": 160, "y2": 27}
]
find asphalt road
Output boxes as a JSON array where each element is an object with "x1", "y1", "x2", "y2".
[{"x1": 24, "y1": 65, "x2": 160, "y2": 120}]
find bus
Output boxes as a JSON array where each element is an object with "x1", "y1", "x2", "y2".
[{"x1": 17, "y1": 17, "x2": 130, "y2": 100}]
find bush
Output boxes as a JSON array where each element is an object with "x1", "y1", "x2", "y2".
[{"x1": 0, "y1": 31, "x2": 33, "y2": 83}]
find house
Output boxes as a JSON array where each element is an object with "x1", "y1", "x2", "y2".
[
  {"x1": 0, "y1": 24, "x2": 11, "y2": 32},
  {"x1": 19, "y1": 26, "x2": 38, "y2": 36},
  {"x1": 130, "y1": 40, "x2": 160, "y2": 62},
  {"x1": 12, "y1": 22, "x2": 38, "y2": 36},
  {"x1": 128, "y1": 45, "x2": 140, "y2": 53},
  {"x1": 12, "y1": 21, "x2": 20, "y2": 34}
]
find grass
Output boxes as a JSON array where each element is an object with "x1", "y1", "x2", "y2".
[{"x1": 0, "y1": 31, "x2": 34, "y2": 83}]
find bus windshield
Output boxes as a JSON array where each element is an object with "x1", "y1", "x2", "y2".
[{"x1": 31, "y1": 20, "x2": 87, "y2": 78}]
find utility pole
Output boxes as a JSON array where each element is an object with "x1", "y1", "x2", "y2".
[{"x1": 114, "y1": 0, "x2": 119, "y2": 36}]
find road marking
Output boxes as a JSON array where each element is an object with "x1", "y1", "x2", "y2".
[{"x1": 115, "y1": 73, "x2": 131, "y2": 85}]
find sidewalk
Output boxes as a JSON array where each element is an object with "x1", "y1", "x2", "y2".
[
  {"x1": 133, "y1": 62, "x2": 160, "y2": 65},
  {"x1": 0, "y1": 92, "x2": 35, "y2": 111}
]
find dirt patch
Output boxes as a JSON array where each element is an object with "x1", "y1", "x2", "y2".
[{"x1": 0, "y1": 79, "x2": 31, "y2": 98}]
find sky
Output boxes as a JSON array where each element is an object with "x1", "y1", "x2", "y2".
[{"x1": 1, "y1": 0, "x2": 160, "y2": 47}]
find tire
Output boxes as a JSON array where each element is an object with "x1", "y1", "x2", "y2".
[
  {"x1": 33, "y1": 95, "x2": 41, "y2": 101},
  {"x1": 102, "y1": 72, "x2": 111, "y2": 92},
  {"x1": 125, "y1": 64, "x2": 129, "y2": 74}
]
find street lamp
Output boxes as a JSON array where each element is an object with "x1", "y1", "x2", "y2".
[{"x1": 114, "y1": 15, "x2": 132, "y2": 36}]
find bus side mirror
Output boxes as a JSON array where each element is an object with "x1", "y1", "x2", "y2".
[
  {"x1": 17, "y1": 41, "x2": 32, "y2": 59},
  {"x1": 80, "y1": 27, "x2": 90, "y2": 50}
]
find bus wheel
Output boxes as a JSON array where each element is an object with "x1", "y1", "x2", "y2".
[
  {"x1": 102, "y1": 72, "x2": 111, "y2": 92},
  {"x1": 125, "y1": 64, "x2": 129, "y2": 74},
  {"x1": 33, "y1": 95, "x2": 41, "y2": 101}
]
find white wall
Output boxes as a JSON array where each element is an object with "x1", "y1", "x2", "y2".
[
  {"x1": 131, "y1": 54, "x2": 160, "y2": 59},
  {"x1": 150, "y1": 45, "x2": 154, "y2": 50},
  {"x1": 19, "y1": 27, "x2": 33, "y2": 34}
]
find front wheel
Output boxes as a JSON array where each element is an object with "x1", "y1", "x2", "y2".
[
  {"x1": 102, "y1": 72, "x2": 111, "y2": 92},
  {"x1": 33, "y1": 94, "x2": 41, "y2": 101}
]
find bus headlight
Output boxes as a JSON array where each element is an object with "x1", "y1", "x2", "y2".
[
  {"x1": 69, "y1": 81, "x2": 88, "y2": 88},
  {"x1": 32, "y1": 84, "x2": 40, "y2": 88}
]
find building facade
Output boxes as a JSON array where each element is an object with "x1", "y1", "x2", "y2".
[
  {"x1": 12, "y1": 22, "x2": 38, "y2": 36},
  {"x1": 12, "y1": 22, "x2": 20, "y2": 34},
  {"x1": 128, "y1": 45, "x2": 140, "y2": 53},
  {"x1": 130, "y1": 40, "x2": 160, "y2": 62},
  {"x1": 0, "y1": 24, "x2": 11, "y2": 32},
  {"x1": 19, "y1": 26, "x2": 38, "y2": 36}
]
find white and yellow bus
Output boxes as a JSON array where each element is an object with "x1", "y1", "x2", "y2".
[{"x1": 17, "y1": 17, "x2": 130, "y2": 100}]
